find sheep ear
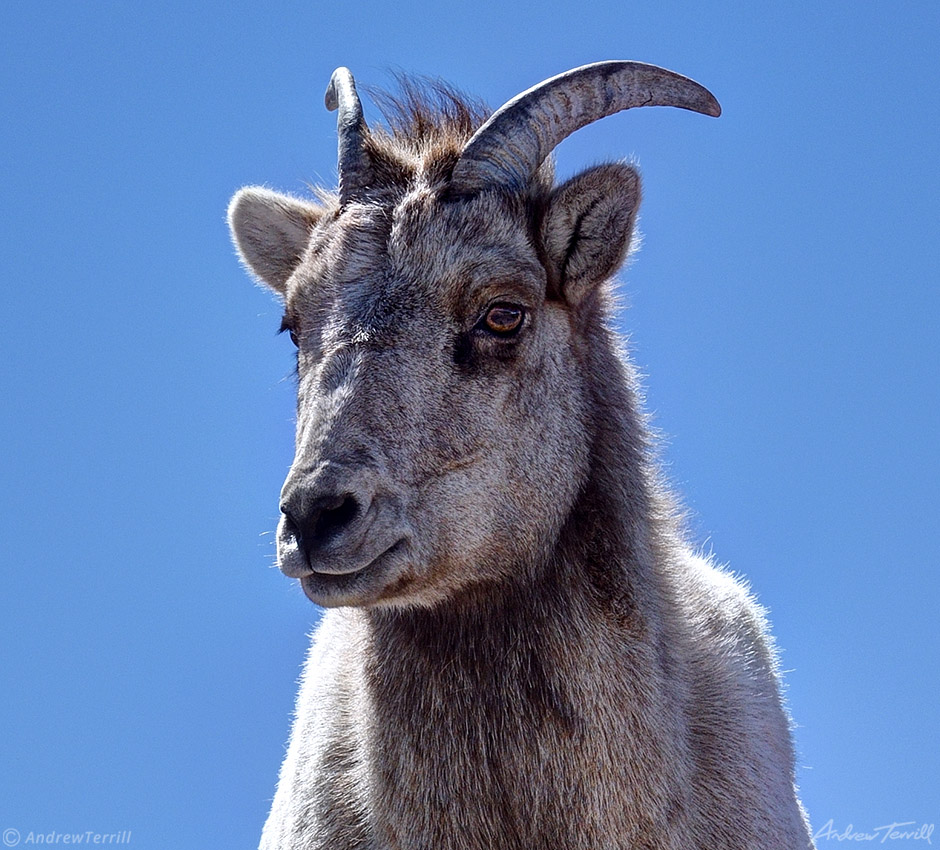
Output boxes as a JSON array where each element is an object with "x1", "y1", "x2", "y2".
[
  {"x1": 540, "y1": 163, "x2": 640, "y2": 305},
  {"x1": 227, "y1": 187, "x2": 325, "y2": 295}
]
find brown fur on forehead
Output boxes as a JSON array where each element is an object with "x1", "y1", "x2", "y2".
[
  {"x1": 363, "y1": 76, "x2": 555, "y2": 196},
  {"x1": 364, "y1": 76, "x2": 488, "y2": 188}
]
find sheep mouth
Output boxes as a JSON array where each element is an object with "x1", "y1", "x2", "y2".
[{"x1": 300, "y1": 539, "x2": 409, "y2": 606}]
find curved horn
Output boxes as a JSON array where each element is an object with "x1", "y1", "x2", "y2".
[
  {"x1": 324, "y1": 67, "x2": 372, "y2": 202},
  {"x1": 450, "y1": 61, "x2": 721, "y2": 194}
]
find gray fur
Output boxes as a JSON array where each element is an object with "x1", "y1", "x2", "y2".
[{"x1": 227, "y1": 66, "x2": 814, "y2": 849}]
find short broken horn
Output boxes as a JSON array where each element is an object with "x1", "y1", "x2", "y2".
[{"x1": 325, "y1": 67, "x2": 373, "y2": 203}]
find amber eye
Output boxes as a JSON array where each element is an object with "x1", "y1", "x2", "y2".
[{"x1": 482, "y1": 305, "x2": 524, "y2": 337}]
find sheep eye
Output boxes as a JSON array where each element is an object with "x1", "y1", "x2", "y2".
[
  {"x1": 482, "y1": 305, "x2": 524, "y2": 337},
  {"x1": 279, "y1": 317, "x2": 300, "y2": 347}
]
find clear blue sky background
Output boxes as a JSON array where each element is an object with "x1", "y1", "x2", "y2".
[{"x1": 2, "y1": 1, "x2": 937, "y2": 846}]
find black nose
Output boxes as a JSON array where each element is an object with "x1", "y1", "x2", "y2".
[{"x1": 280, "y1": 475, "x2": 372, "y2": 561}]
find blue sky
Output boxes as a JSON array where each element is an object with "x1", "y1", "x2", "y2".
[{"x1": 1, "y1": 0, "x2": 937, "y2": 846}]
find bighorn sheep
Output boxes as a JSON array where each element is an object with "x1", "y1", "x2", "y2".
[{"x1": 228, "y1": 61, "x2": 814, "y2": 849}]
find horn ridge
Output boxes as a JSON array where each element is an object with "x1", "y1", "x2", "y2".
[
  {"x1": 450, "y1": 61, "x2": 721, "y2": 193},
  {"x1": 325, "y1": 67, "x2": 372, "y2": 203}
]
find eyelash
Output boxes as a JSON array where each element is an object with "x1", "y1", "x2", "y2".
[{"x1": 278, "y1": 318, "x2": 300, "y2": 347}]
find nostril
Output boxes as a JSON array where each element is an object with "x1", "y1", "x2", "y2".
[
  {"x1": 280, "y1": 504, "x2": 301, "y2": 536},
  {"x1": 314, "y1": 494, "x2": 360, "y2": 542}
]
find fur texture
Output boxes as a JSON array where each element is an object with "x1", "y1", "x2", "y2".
[{"x1": 228, "y1": 77, "x2": 814, "y2": 849}]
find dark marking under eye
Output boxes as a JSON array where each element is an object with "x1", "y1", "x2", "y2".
[
  {"x1": 453, "y1": 331, "x2": 474, "y2": 367},
  {"x1": 452, "y1": 329, "x2": 523, "y2": 374}
]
